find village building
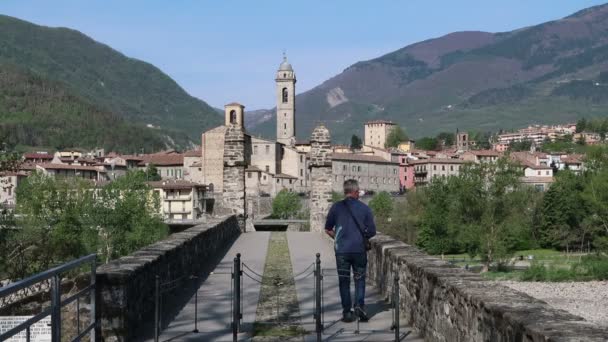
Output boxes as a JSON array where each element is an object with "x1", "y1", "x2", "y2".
[
  {"x1": 147, "y1": 180, "x2": 209, "y2": 221},
  {"x1": 138, "y1": 150, "x2": 185, "y2": 180},
  {"x1": 364, "y1": 120, "x2": 395, "y2": 149},
  {"x1": 407, "y1": 158, "x2": 469, "y2": 187},
  {"x1": 331, "y1": 153, "x2": 400, "y2": 193}
]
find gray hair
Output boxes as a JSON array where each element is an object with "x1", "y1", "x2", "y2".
[{"x1": 343, "y1": 179, "x2": 359, "y2": 195}]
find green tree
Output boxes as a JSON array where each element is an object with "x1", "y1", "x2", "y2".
[
  {"x1": 576, "y1": 117, "x2": 587, "y2": 133},
  {"x1": 271, "y1": 190, "x2": 301, "y2": 219},
  {"x1": 369, "y1": 192, "x2": 393, "y2": 230},
  {"x1": 385, "y1": 126, "x2": 408, "y2": 148},
  {"x1": 436, "y1": 132, "x2": 455, "y2": 147},
  {"x1": 415, "y1": 137, "x2": 439, "y2": 151},
  {"x1": 509, "y1": 139, "x2": 533, "y2": 152},
  {"x1": 350, "y1": 135, "x2": 363, "y2": 150},
  {"x1": 83, "y1": 171, "x2": 167, "y2": 263},
  {"x1": 145, "y1": 164, "x2": 162, "y2": 181},
  {"x1": 537, "y1": 171, "x2": 587, "y2": 249}
]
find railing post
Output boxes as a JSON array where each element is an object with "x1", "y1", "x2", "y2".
[
  {"x1": 154, "y1": 275, "x2": 160, "y2": 342},
  {"x1": 51, "y1": 275, "x2": 61, "y2": 342},
  {"x1": 314, "y1": 253, "x2": 322, "y2": 342},
  {"x1": 232, "y1": 254, "x2": 241, "y2": 342},
  {"x1": 90, "y1": 258, "x2": 97, "y2": 342},
  {"x1": 354, "y1": 272, "x2": 360, "y2": 335},
  {"x1": 394, "y1": 274, "x2": 400, "y2": 342},
  {"x1": 192, "y1": 276, "x2": 199, "y2": 333}
]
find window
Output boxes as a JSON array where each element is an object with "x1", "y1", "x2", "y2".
[
  {"x1": 433, "y1": 165, "x2": 437, "y2": 171},
  {"x1": 441, "y1": 165, "x2": 445, "y2": 171},
  {"x1": 300, "y1": 180, "x2": 303, "y2": 186},
  {"x1": 357, "y1": 166, "x2": 361, "y2": 172},
  {"x1": 282, "y1": 88, "x2": 288, "y2": 103},
  {"x1": 343, "y1": 165, "x2": 347, "y2": 171},
  {"x1": 253, "y1": 146, "x2": 258, "y2": 154},
  {"x1": 284, "y1": 123, "x2": 287, "y2": 129},
  {"x1": 265, "y1": 145, "x2": 270, "y2": 154},
  {"x1": 283, "y1": 73, "x2": 286, "y2": 78},
  {"x1": 289, "y1": 180, "x2": 292, "y2": 184},
  {"x1": 248, "y1": 172, "x2": 252, "y2": 179},
  {"x1": 546, "y1": 171, "x2": 550, "y2": 176},
  {"x1": 450, "y1": 165, "x2": 454, "y2": 171},
  {"x1": 265, "y1": 165, "x2": 270, "y2": 172},
  {"x1": 300, "y1": 155, "x2": 303, "y2": 163},
  {"x1": 352, "y1": 166, "x2": 356, "y2": 172},
  {"x1": 229, "y1": 110, "x2": 237, "y2": 124},
  {"x1": 537, "y1": 171, "x2": 541, "y2": 176},
  {"x1": 300, "y1": 169, "x2": 303, "y2": 177},
  {"x1": 393, "y1": 169, "x2": 397, "y2": 174},
  {"x1": 277, "y1": 179, "x2": 280, "y2": 184},
  {"x1": 263, "y1": 175, "x2": 267, "y2": 180}
]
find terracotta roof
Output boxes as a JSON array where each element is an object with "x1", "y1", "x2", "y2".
[
  {"x1": 246, "y1": 166, "x2": 263, "y2": 172},
  {"x1": 365, "y1": 120, "x2": 395, "y2": 125},
  {"x1": 466, "y1": 150, "x2": 500, "y2": 157},
  {"x1": 147, "y1": 180, "x2": 206, "y2": 190},
  {"x1": 37, "y1": 163, "x2": 105, "y2": 172},
  {"x1": 520, "y1": 176, "x2": 554, "y2": 183},
  {"x1": 23, "y1": 153, "x2": 53, "y2": 160},
  {"x1": 120, "y1": 155, "x2": 144, "y2": 161},
  {"x1": 183, "y1": 149, "x2": 201, "y2": 157},
  {"x1": 275, "y1": 173, "x2": 298, "y2": 179},
  {"x1": 332, "y1": 153, "x2": 396, "y2": 164},
  {"x1": 562, "y1": 155, "x2": 583, "y2": 164},
  {"x1": 139, "y1": 152, "x2": 184, "y2": 166},
  {"x1": 407, "y1": 158, "x2": 470, "y2": 165},
  {"x1": 225, "y1": 102, "x2": 244, "y2": 107}
]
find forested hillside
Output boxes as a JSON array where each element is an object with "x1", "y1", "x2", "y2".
[
  {"x1": 0, "y1": 15, "x2": 221, "y2": 149},
  {"x1": 0, "y1": 63, "x2": 178, "y2": 152}
]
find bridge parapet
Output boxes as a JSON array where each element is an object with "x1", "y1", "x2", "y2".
[
  {"x1": 96, "y1": 216, "x2": 240, "y2": 341},
  {"x1": 368, "y1": 233, "x2": 608, "y2": 342}
]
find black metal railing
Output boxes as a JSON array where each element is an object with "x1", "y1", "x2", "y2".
[{"x1": 0, "y1": 254, "x2": 97, "y2": 342}]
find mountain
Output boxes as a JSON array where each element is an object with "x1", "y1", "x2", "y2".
[
  {"x1": 0, "y1": 63, "x2": 172, "y2": 152},
  {"x1": 0, "y1": 15, "x2": 221, "y2": 150},
  {"x1": 250, "y1": 4, "x2": 608, "y2": 142}
]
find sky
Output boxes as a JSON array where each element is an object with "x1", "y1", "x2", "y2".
[{"x1": 0, "y1": 0, "x2": 606, "y2": 109}]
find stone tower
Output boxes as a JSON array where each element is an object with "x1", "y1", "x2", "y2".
[
  {"x1": 276, "y1": 54, "x2": 296, "y2": 146},
  {"x1": 456, "y1": 129, "x2": 469, "y2": 151},
  {"x1": 309, "y1": 124, "x2": 333, "y2": 233},
  {"x1": 221, "y1": 103, "x2": 250, "y2": 231}
]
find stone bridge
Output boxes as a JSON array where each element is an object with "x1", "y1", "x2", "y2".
[{"x1": 91, "y1": 123, "x2": 608, "y2": 341}]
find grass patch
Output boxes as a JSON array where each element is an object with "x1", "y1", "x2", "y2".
[
  {"x1": 519, "y1": 255, "x2": 608, "y2": 282},
  {"x1": 253, "y1": 232, "x2": 304, "y2": 338},
  {"x1": 253, "y1": 323, "x2": 307, "y2": 337}
]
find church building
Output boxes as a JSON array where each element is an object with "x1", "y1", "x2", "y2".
[{"x1": 200, "y1": 55, "x2": 309, "y2": 197}]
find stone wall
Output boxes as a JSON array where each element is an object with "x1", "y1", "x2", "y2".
[
  {"x1": 309, "y1": 124, "x2": 333, "y2": 233},
  {"x1": 367, "y1": 233, "x2": 608, "y2": 342},
  {"x1": 219, "y1": 124, "x2": 250, "y2": 230},
  {"x1": 96, "y1": 216, "x2": 240, "y2": 341}
]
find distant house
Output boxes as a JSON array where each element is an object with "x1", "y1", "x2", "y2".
[
  {"x1": 331, "y1": 153, "x2": 400, "y2": 193},
  {"x1": 461, "y1": 150, "x2": 501, "y2": 163},
  {"x1": 0, "y1": 171, "x2": 27, "y2": 208},
  {"x1": 406, "y1": 158, "x2": 469, "y2": 187},
  {"x1": 23, "y1": 152, "x2": 53, "y2": 164},
  {"x1": 147, "y1": 180, "x2": 209, "y2": 221},
  {"x1": 35, "y1": 163, "x2": 107, "y2": 182},
  {"x1": 138, "y1": 151, "x2": 185, "y2": 180}
]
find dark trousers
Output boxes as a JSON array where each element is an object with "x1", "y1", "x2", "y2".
[{"x1": 335, "y1": 253, "x2": 367, "y2": 313}]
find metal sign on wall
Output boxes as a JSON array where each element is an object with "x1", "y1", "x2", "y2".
[{"x1": 0, "y1": 316, "x2": 51, "y2": 342}]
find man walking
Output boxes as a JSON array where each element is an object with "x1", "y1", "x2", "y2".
[{"x1": 325, "y1": 179, "x2": 377, "y2": 323}]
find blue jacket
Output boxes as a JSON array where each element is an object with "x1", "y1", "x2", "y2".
[{"x1": 325, "y1": 198, "x2": 377, "y2": 254}]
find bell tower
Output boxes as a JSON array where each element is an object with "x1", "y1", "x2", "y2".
[{"x1": 276, "y1": 53, "x2": 296, "y2": 146}]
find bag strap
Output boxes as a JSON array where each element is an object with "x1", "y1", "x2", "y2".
[{"x1": 342, "y1": 199, "x2": 367, "y2": 240}]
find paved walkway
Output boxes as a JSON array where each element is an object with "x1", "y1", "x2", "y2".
[
  {"x1": 150, "y1": 232, "x2": 271, "y2": 342},
  {"x1": 152, "y1": 231, "x2": 421, "y2": 342},
  {"x1": 287, "y1": 232, "x2": 422, "y2": 342}
]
